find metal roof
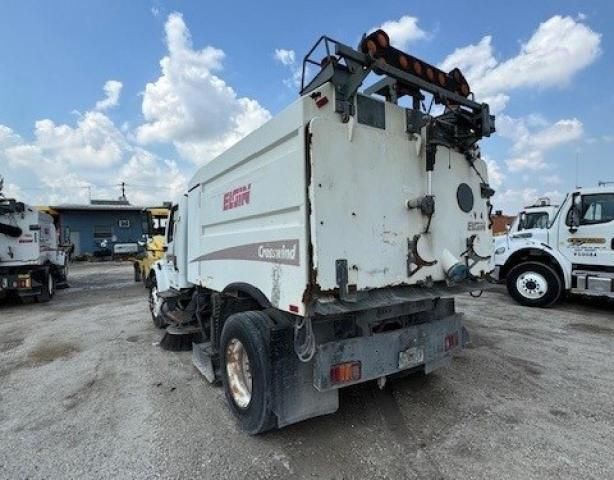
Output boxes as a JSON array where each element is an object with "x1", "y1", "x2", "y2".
[{"x1": 50, "y1": 203, "x2": 145, "y2": 211}]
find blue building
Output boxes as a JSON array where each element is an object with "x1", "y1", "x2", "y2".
[{"x1": 51, "y1": 200, "x2": 146, "y2": 256}]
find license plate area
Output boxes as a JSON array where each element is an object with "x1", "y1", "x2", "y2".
[{"x1": 398, "y1": 346, "x2": 424, "y2": 370}]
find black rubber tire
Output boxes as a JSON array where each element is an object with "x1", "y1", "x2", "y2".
[
  {"x1": 506, "y1": 261, "x2": 562, "y2": 308},
  {"x1": 134, "y1": 264, "x2": 142, "y2": 283},
  {"x1": 35, "y1": 269, "x2": 53, "y2": 303},
  {"x1": 220, "y1": 311, "x2": 276, "y2": 435},
  {"x1": 149, "y1": 279, "x2": 167, "y2": 329}
]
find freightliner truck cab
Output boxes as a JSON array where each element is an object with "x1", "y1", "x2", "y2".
[{"x1": 494, "y1": 186, "x2": 614, "y2": 307}]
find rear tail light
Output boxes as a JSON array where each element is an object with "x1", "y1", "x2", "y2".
[
  {"x1": 444, "y1": 332, "x2": 459, "y2": 352},
  {"x1": 330, "y1": 361, "x2": 361, "y2": 385},
  {"x1": 16, "y1": 276, "x2": 32, "y2": 289}
]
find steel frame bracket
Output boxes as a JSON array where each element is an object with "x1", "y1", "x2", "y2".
[{"x1": 407, "y1": 234, "x2": 437, "y2": 277}]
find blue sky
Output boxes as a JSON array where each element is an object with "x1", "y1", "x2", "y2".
[{"x1": 0, "y1": 0, "x2": 612, "y2": 212}]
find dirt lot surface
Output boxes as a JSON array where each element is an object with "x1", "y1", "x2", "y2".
[{"x1": 1, "y1": 262, "x2": 613, "y2": 479}]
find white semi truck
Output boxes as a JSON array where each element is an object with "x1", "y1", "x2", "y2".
[
  {"x1": 493, "y1": 186, "x2": 614, "y2": 307},
  {"x1": 149, "y1": 30, "x2": 496, "y2": 433},
  {"x1": 0, "y1": 178, "x2": 68, "y2": 302}
]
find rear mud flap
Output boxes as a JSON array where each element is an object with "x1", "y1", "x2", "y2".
[
  {"x1": 270, "y1": 326, "x2": 338, "y2": 428},
  {"x1": 192, "y1": 342, "x2": 217, "y2": 383}
]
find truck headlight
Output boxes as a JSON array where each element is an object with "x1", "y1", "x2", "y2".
[{"x1": 494, "y1": 246, "x2": 506, "y2": 255}]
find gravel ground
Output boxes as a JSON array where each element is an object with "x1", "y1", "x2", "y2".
[{"x1": 0, "y1": 262, "x2": 613, "y2": 479}]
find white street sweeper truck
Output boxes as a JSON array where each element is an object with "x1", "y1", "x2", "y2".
[
  {"x1": 148, "y1": 30, "x2": 496, "y2": 433},
  {"x1": 0, "y1": 177, "x2": 68, "y2": 302}
]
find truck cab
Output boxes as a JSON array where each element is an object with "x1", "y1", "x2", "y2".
[
  {"x1": 133, "y1": 206, "x2": 170, "y2": 284},
  {"x1": 493, "y1": 187, "x2": 614, "y2": 307},
  {"x1": 509, "y1": 200, "x2": 558, "y2": 233}
]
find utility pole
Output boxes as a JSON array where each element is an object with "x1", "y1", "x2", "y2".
[
  {"x1": 119, "y1": 181, "x2": 127, "y2": 201},
  {"x1": 575, "y1": 152, "x2": 579, "y2": 189}
]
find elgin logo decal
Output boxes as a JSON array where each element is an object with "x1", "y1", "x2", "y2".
[{"x1": 223, "y1": 184, "x2": 251, "y2": 211}]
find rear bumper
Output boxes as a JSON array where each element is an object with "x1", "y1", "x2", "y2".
[
  {"x1": 313, "y1": 313, "x2": 468, "y2": 391},
  {"x1": 0, "y1": 272, "x2": 42, "y2": 296}
]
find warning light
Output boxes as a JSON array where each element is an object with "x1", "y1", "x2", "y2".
[
  {"x1": 330, "y1": 361, "x2": 361, "y2": 384},
  {"x1": 376, "y1": 30, "x2": 389, "y2": 48},
  {"x1": 438, "y1": 72, "x2": 446, "y2": 87},
  {"x1": 399, "y1": 54, "x2": 409, "y2": 70},
  {"x1": 444, "y1": 332, "x2": 459, "y2": 352},
  {"x1": 365, "y1": 39, "x2": 377, "y2": 55}
]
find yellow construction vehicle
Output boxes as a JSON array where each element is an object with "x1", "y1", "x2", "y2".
[{"x1": 133, "y1": 206, "x2": 169, "y2": 286}]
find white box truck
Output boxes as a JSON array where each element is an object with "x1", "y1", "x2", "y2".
[
  {"x1": 493, "y1": 186, "x2": 614, "y2": 307},
  {"x1": 0, "y1": 179, "x2": 68, "y2": 302},
  {"x1": 149, "y1": 30, "x2": 496, "y2": 433}
]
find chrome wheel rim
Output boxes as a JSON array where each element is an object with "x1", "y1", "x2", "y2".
[
  {"x1": 150, "y1": 286, "x2": 162, "y2": 317},
  {"x1": 516, "y1": 272, "x2": 548, "y2": 299},
  {"x1": 225, "y1": 338, "x2": 252, "y2": 409},
  {"x1": 48, "y1": 275, "x2": 54, "y2": 295}
]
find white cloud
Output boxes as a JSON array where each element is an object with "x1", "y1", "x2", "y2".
[
  {"x1": 36, "y1": 112, "x2": 128, "y2": 168},
  {"x1": 527, "y1": 119, "x2": 583, "y2": 151},
  {"x1": 480, "y1": 94, "x2": 510, "y2": 116},
  {"x1": 273, "y1": 48, "x2": 303, "y2": 89},
  {"x1": 506, "y1": 152, "x2": 548, "y2": 172},
  {"x1": 376, "y1": 15, "x2": 427, "y2": 50},
  {"x1": 542, "y1": 174, "x2": 562, "y2": 185},
  {"x1": 0, "y1": 89, "x2": 186, "y2": 206},
  {"x1": 483, "y1": 155, "x2": 504, "y2": 189},
  {"x1": 438, "y1": 15, "x2": 599, "y2": 191},
  {"x1": 499, "y1": 115, "x2": 583, "y2": 172},
  {"x1": 0, "y1": 117, "x2": 186, "y2": 205},
  {"x1": 495, "y1": 188, "x2": 564, "y2": 213},
  {"x1": 441, "y1": 16, "x2": 601, "y2": 100},
  {"x1": 136, "y1": 12, "x2": 271, "y2": 164},
  {"x1": 274, "y1": 48, "x2": 295, "y2": 66},
  {"x1": 118, "y1": 149, "x2": 187, "y2": 205},
  {"x1": 0, "y1": 125, "x2": 21, "y2": 148},
  {"x1": 439, "y1": 36, "x2": 497, "y2": 84},
  {"x1": 95, "y1": 80, "x2": 123, "y2": 111},
  {"x1": 2, "y1": 110, "x2": 127, "y2": 173},
  {"x1": 0, "y1": 181, "x2": 25, "y2": 200}
]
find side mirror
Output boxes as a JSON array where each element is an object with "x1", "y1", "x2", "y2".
[
  {"x1": 569, "y1": 193, "x2": 581, "y2": 233},
  {"x1": 518, "y1": 212, "x2": 527, "y2": 230}
]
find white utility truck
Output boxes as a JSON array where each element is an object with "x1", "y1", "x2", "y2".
[
  {"x1": 0, "y1": 178, "x2": 68, "y2": 302},
  {"x1": 493, "y1": 186, "x2": 614, "y2": 307},
  {"x1": 508, "y1": 197, "x2": 559, "y2": 233},
  {"x1": 150, "y1": 30, "x2": 496, "y2": 433}
]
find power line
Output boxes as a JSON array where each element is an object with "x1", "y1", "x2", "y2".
[{"x1": 15, "y1": 182, "x2": 182, "y2": 191}]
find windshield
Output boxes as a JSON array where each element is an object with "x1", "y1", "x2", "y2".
[
  {"x1": 151, "y1": 215, "x2": 168, "y2": 236},
  {"x1": 518, "y1": 212, "x2": 549, "y2": 230}
]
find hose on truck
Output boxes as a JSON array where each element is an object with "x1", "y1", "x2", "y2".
[
  {"x1": 294, "y1": 316, "x2": 316, "y2": 363},
  {"x1": 0, "y1": 222, "x2": 22, "y2": 238}
]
